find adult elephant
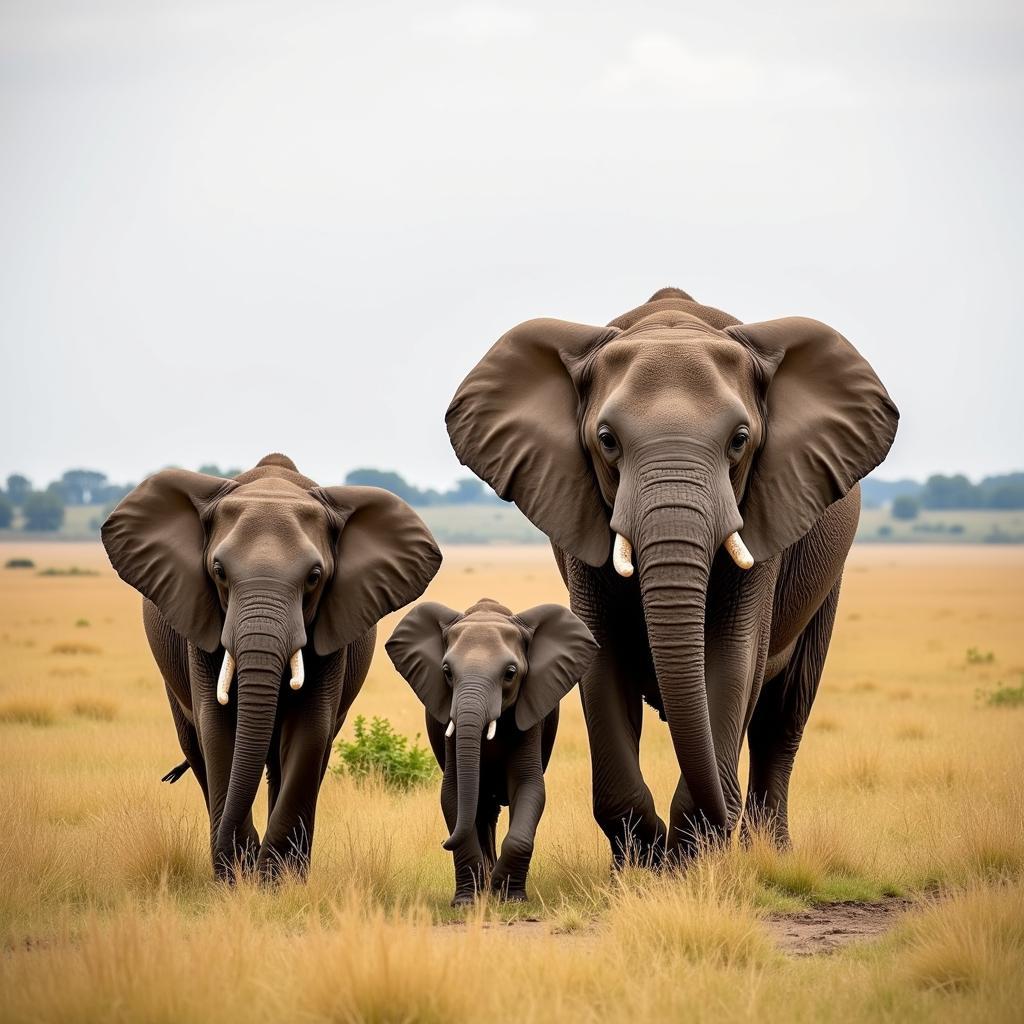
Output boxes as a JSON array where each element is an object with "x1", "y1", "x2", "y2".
[
  {"x1": 102, "y1": 453, "x2": 441, "y2": 879},
  {"x1": 446, "y1": 289, "x2": 898, "y2": 864}
]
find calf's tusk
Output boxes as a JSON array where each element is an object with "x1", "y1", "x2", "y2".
[
  {"x1": 289, "y1": 649, "x2": 304, "y2": 690},
  {"x1": 216, "y1": 650, "x2": 235, "y2": 706},
  {"x1": 446, "y1": 720, "x2": 455, "y2": 738},
  {"x1": 612, "y1": 533, "x2": 634, "y2": 578},
  {"x1": 724, "y1": 532, "x2": 754, "y2": 570},
  {"x1": 486, "y1": 719, "x2": 497, "y2": 741}
]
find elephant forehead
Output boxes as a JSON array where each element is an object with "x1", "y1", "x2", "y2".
[
  {"x1": 593, "y1": 334, "x2": 756, "y2": 413},
  {"x1": 446, "y1": 616, "x2": 522, "y2": 655},
  {"x1": 210, "y1": 493, "x2": 329, "y2": 549}
]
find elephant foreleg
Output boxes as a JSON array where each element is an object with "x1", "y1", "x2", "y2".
[
  {"x1": 580, "y1": 645, "x2": 666, "y2": 867},
  {"x1": 744, "y1": 579, "x2": 841, "y2": 847},
  {"x1": 491, "y1": 726, "x2": 546, "y2": 901}
]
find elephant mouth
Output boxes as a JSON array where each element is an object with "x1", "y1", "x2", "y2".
[{"x1": 612, "y1": 529, "x2": 753, "y2": 577}]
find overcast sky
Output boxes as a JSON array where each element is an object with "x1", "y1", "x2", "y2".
[{"x1": 2, "y1": 1, "x2": 1021, "y2": 490}]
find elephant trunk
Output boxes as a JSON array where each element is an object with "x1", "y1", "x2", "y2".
[
  {"x1": 215, "y1": 588, "x2": 293, "y2": 876},
  {"x1": 635, "y1": 471, "x2": 730, "y2": 840},
  {"x1": 443, "y1": 682, "x2": 489, "y2": 852}
]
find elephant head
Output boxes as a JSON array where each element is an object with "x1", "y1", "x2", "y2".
[
  {"x1": 446, "y1": 295, "x2": 898, "y2": 831},
  {"x1": 386, "y1": 599, "x2": 596, "y2": 850},
  {"x1": 102, "y1": 453, "x2": 441, "y2": 870}
]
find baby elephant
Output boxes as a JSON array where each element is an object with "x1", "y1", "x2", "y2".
[{"x1": 387, "y1": 599, "x2": 597, "y2": 904}]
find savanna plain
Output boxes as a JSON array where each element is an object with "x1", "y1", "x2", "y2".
[{"x1": 1, "y1": 543, "x2": 1022, "y2": 1023}]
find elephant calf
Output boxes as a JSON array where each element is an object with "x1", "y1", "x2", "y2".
[
  {"x1": 101, "y1": 453, "x2": 441, "y2": 880},
  {"x1": 387, "y1": 599, "x2": 597, "y2": 904}
]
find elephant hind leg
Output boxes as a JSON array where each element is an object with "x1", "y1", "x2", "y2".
[{"x1": 744, "y1": 579, "x2": 841, "y2": 847}]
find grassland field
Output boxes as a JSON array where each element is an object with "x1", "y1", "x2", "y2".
[{"x1": 1, "y1": 542, "x2": 1022, "y2": 1022}]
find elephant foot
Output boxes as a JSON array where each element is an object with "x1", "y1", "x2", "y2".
[{"x1": 451, "y1": 891, "x2": 479, "y2": 908}]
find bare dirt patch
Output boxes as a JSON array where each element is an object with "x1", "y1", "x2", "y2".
[{"x1": 767, "y1": 897, "x2": 914, "y2": 956}]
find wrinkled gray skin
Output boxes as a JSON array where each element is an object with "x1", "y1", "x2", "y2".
[
  {"x1": 387, "y1": 599, "x2": 597, "y2": 904},
  {"x1": 446, "y1": 289, "x2": 899, "y2": 864},
  {"x1": 102, "y1": 454, "x2": 441, "y2": 880}
]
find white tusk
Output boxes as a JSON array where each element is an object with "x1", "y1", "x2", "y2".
[
  {"x1": 724, "y1": 532, "x2": 754, "y2": 570},
  {"x1": 289, "y1": 649, "x2": 304, "y2": 690},
  {"x1": 216, "y1": 650, "x2": 235, "y2": 706},
  {"x1": 486, "y1": 719, "x2": 497, "y2": 741},
  {"x1": 612, "y1": 533, "x2": 634, "y2": 578},
  {"x1": 445, "y1": 719, "x2": 455, "y2": 738}
]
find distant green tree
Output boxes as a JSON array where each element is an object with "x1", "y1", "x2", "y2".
[
  {"x1": 5, "y1": 474, "x2": 31, "y2": 506},
  {"x1": 0, "y1": 495, "x2": 13, "y2": 528},
  {"x1": 982, "y1": 479, "x2": 1024, "y2": 509},
  {"x1": 921, "y1": 474, "x2": 978, "y2": 510},
  {"x1": 344, "y1": 468, "x2": 424, "y2": 505},
  {"x1": 22, "y1": 491, "x2": 65, "y2": 531},
  {"x1": 891, "y1": 495, "x2": 920, "y2": 520},
  {"x1": 198, "y1": 464, "x2": 223, "y2": 477},
  {"x1": 59, "y1": 469, "x2": 108, "y2": 505},
  {"x1": 448, "y1": 478, "x2": 486, "y2": 504}
]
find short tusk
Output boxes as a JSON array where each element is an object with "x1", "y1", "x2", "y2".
[
  {"x1": 446, "y1": 719, "x2": 455, "y2": 738},
  {"x1": 612, "y1": 533, "x2": 634, "y2": 578},
  {"x1": 724, "y1": 532, "x2": 754, "y2": 570},
  {"x1": 486, "y1": 719, "x2": 497, "y2": 741},
  {"x1": 289, "y1": 649, "x2": 304, "y2": 690},
  {"x1": 216, "y1": 650, "x2": 235, "y2": 706}
]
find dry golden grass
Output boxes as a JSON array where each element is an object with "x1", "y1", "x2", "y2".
[{"x1": 1, "y1": 542, "x2": 1022, "y2": 1022}]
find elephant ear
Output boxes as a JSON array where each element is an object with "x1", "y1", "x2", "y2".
[
  {"x1": 385, "y1": 602, "x2": 461, "y2": 724},
  {"x1": 514, "y1": 604, "x2": 598, "y2": 731},
  {"x1": 446, "y1": 318, "x2": 619, "y2": 567},
  {"x1": 725, "y1": 317, "x2": 899, "y2": 561},
  {"x1": 100, "y1": 469, "x2": 235, "y2": 652},
  {"x1": 312, "y1": 486, "x2": 442, "y2": 655}
]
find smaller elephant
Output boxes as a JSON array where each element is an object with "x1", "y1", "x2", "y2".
[
  {"x1": 386, "y1": 599, "x2": 597, "y2": 904},
  {"x1": 101, "y1": 453, "x2": 441, "y2": 880}
]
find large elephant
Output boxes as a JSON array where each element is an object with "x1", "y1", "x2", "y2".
[
  {"x1": 101, "y1": 453, "x2": 441, "y2": 879},
  {"x1": 446, "y1": 289, "x2": 898, "y2": 864}
]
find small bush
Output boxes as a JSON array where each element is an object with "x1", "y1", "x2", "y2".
[
  {"x1": 4, "y1": 557, "x2": 35, "y2": 569},
  {"x1": 0, "y1": 699, "x2": 57, "y2": 726},
  {"x1": 980, "y1": 682, "x2": 1024, "y2": 708},
  {"x1": 38, "y1": 567, "x2": 99, "y2": 577},
  {"x1": 891, "y1": 495, "x2": 920, "y2": 520},
  {"x1": 966, "y1": 647, "x2": 995, "y2": 665},
  {"x1": 75, "y1": 618, "x2": 90, "y2": 628},
  {"x1": 331, "y1": 716, "x2": 438, "y2": 791}
]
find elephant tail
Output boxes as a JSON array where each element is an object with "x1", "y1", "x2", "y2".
[{"x1": 161, "y1": 760, "x2": 191, "y2": 784}]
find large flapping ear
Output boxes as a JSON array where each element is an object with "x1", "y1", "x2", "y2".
[
  {"x1": 312, "y1": 486, "x2": 442, "y2": 655},
  {"x1": 385, "y1": 601, "x2": 461, "y2": 724},
  {"x1": 446, "y1": 318, "x2": 619, "y2": 567},
  {"x1": 101, "y1": 469, "x2": 234, "y2": 652},
  {"x1": 725, "y1": 317, "x2": 899, "y2": 561},
  {"x1": 513, "y1": 604, "x2": 598, "y2": 731}
]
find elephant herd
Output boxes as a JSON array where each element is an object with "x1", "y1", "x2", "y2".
[{"x1": 102, "y1": 287, "x2": 898, "y2": 903}]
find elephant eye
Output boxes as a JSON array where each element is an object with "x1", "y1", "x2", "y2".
[
  {"x1": 729, "y1": 428, "x2": 750, "y2": 455},
  {"x1": 442, "y1": 663, "x2": 453, "y2": 682},
  {"x1": 597, "y1": 427, "x2": 619, "y2": 454},
  {"x1": 504, "y1": 664, "x2": 518, "y2": 681},
  {"x1": 212, "y1": 561, "x2": 226, "y2": 582},
  {"x1": 306, "y1": 566, "x2": 322, "y2": 588}
]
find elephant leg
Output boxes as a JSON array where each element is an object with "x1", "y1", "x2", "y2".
[
  {"x1": 440, "y1": 764, "x2": 487, "y2": 905},
  {"x1": 491, "y1": 727, "x2": 545, "y2": 901},
  {"x1": 163, "y1": 682, "x2": 210, "y2": 808},
  {"x1": 581, "y1": 647, "x2": 666, "y2": 868},
  {"x1": 745, "y1": 579, "x2": 841, "y2": 847},
  {"x1": 189, "y1": 646, "x2": 259, "y2": 874},
  {"x1": 258, "y1": 655, "x2": 344, "y2": 879},
  {"x1": 476, "y1": 796, "x2": 499, "y2": 873}
]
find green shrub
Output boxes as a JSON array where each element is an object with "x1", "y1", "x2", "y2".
[
  {"x1": 4, "y1": 558, "x2": 35, "y2": 569},
  {"x1": 331, "y1": 715, "x2": 438, "y2": 791},
  {"x1": 966, "y1": 647, "x2": 995, "y2": 665},
  {"x1": 982, "y1": 682, "x2": 1024, "y2": 708}
]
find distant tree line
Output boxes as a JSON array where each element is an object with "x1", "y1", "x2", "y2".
[
  {"x1": 343, "y1": 468, "x2": 502, "y2": 507},
  {"x1": 0, "y1": 464, "x2": 501, "y2": 533},
  {"x1": 884, "y1": 473, "x2": 1024, "y2": 520}
]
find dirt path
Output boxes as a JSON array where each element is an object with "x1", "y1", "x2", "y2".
[{"x1": 766, "y1": 897, "x2": 914, "y2": 956}]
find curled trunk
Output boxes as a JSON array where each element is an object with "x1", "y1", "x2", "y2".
[
  {"x1": 215, "y1": 596, "x2": 288, "y2": 875},
  {"x1": 443, "y1": 687, "x2": 487, "y2": 851},
  {"x1": 636, "y1": 478, "x2": 729, "y2": 838}
]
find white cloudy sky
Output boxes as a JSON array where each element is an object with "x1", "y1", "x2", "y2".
[{"x1": 1, "y1": 1, "x2": 1021, "y2": 489}]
